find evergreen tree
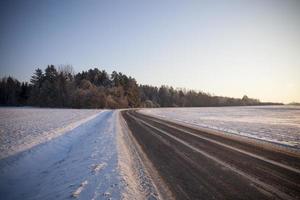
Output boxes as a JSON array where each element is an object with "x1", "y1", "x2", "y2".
[
  {"x1": 29, "y1": 68, "x2": 44, "y2": 105},
  {"x1": 39, "y1": 65, "x2": 59, "y2": 107}
]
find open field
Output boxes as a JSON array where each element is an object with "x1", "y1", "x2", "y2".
[
  {"x1": 0, "y1": 110, "x2": 123, "y2": 200},
  {"x1": 0, "y1": 108, "x2": 157, "y2": 200},
  {"x1": 0, "y1": 107, "x2": 299, "y2": 199},
  {"x1": 0, "y1": 108, "x2": 100, "y2": 159},
  {"x1": 140, "y1": 106, "x2": 300, "y2": 149}
]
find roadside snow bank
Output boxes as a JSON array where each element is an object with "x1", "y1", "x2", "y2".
[
  {"x1": 0, "y1": 107, "x2": 101, "y2": 159},
  {"x1": 116, "y1": 110, "x2": 161, "y2": 200},
  {"x1": 139, "y1": 106, "x2": 300, "y2": 150}
]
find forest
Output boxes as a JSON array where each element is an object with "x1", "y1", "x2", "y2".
[{"x1": 0, "y1": 65, "x2": 282, "y2": 108}]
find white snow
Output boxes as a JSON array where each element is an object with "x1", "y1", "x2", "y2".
[
  {"x1": 92, "y1": 163, "x2": 107, "y2": 174},
  {"x1": 72, "y1": 180, "x2": 89, "y2": 198},
  {"x1": 1, "y1": 106, "x2": 298, "y2": 200},
  {"x1": 0, "y1": 107, "x2": 101, "y2": 159},
  {"x1": 116, "y1": 111, "x2": 160, "y2": 200},
  {"x1": 0, "y1": 110, "x2": 121, "y2": 200},
  {"x1": 0, "y1": 109, "x2": 157, "y2": 200},
  {"x1": 139, "y1": 106, "x2": 300, "y2": 149}
]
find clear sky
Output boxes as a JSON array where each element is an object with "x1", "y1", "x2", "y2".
[{"x1": 0, "y1": 0, "x2": 299, "y2": 103}]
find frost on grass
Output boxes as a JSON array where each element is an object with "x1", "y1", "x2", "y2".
[
  {"x1": 0, "y1": 107, "x2": 101, "y2": 159},
  {"x1": 140, "y1": 106, "x2": 300, "y2": 149}
]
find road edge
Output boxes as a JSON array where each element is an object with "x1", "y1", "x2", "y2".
[{"x1": 116, "y1": 110, "x2": 174, "y2": 200}]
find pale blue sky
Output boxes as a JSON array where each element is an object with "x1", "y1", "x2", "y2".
[{"x1": 0, "y1": 0, "x2": 299, "y2": 103}]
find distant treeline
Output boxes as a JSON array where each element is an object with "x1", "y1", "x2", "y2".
[{"x1": 0, "y1": 65, "x2": 283, "y2": 108}]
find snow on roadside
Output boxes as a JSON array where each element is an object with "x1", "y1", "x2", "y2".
[
  {"x1": 0, "y1": 107, "x2": 101, "y2": 159},
  {"x1": 116, "y1": 111, "x2": 161, "y2": 200},
  {"x1": 0, "y1": 108, "x2": 161, "y2": 199},
  {"x1": 139, "y1": 106, "x2": 300, "y2": 150}
]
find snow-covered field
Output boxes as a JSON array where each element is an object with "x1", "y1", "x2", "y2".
[
  {"x1": 0, "y1": 110, "x2": 121, "y2": 200},
  {"x1": 140, "y1": 106, "x2": 300, "y2": 149},
  {"x1": 1, "y1": 106, "x2": 299, "y2": 199},
  {"x1": 0, "y1": 107, "x2": 100, "y2": 159},
  {"x1": 0, "y1": 108, "x2": 156, "y2": 200}
]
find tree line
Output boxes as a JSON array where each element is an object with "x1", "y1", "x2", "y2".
[{"x1": 0, "y1": 65, "x2": 282, "y2": 108}]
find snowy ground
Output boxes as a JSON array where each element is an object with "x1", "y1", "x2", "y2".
[
  {"x1": 0, "y1": 108, "x2": 155, "y2": 200},
  {"x1": 0, "y1": 107, "x2": 100, "y2": 159},
  {"x1": 0, "y1": 111, "x2": 121, "y2": 200},
  {"x1": 139, "y1": 106, "x2": 300, "y2": 149},
  {"x1": 2, "y1": 106, "x2": 298, "y2": 199}
]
